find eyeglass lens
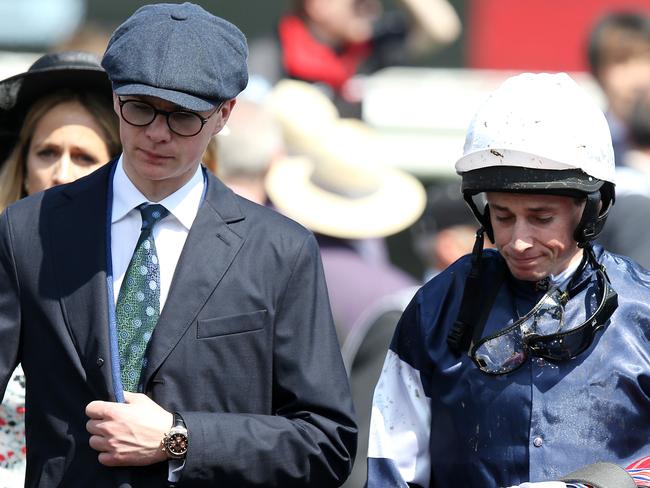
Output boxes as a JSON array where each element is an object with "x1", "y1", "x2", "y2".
[{"x1": 120, "y1": 100, "x2": 204, "y2": 136}]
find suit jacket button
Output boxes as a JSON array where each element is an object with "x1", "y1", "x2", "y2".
[{"x1": 96, "y1": 357, "x2": 105, "y2": 367}]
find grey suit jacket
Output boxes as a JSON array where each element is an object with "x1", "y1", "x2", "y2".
[{"x1": 0, "y1": 161, "x2": 357, "y2": 487}]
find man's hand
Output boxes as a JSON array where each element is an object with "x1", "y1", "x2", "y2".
[{"x1": 86, "y1": 391, "x2": 174, "y2": 467}]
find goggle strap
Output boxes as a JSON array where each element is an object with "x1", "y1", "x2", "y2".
[
  {"x1": 469, "y1": 261, "x2": 507, "y2": 352},
  {"x1": 447, "y1": 230, "x2": 507, "y2": 356},
  {"x1": 447, "y1": 229, "x2": 485, "y2": 355}
]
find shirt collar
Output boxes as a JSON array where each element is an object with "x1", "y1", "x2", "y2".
[
  {"x1": 549, "y1": 253, "x2": 582, "y2": 290},
  {"x1": 112, "y1": 155, "x2": 205, "y2": 230}
]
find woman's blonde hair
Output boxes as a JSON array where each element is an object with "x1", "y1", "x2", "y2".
[{"x1": 0, "y1": 90, "x2": 120, "y2": 211}]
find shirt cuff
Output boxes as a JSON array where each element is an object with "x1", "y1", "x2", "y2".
[{"x1": 168, "y1": 458, "x2": 185, "y2": 483}]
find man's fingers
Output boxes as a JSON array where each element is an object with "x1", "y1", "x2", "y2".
[
  {"x1": 122, "y1": 391, "x2": 140, "y2": 404},
  {"x1": 84, "y1": 394, "x2": 172, "y2": 467},
  {"x1": 86, "y1": 419, "x2": 99, "y2": 435},
  {"x1": 86, "y1": 418, "x2": 111, "y2": 436},
  {"x1": 97, "y1": 451, "x2": 124, "y2": 467},
  {"x1": 89, "y1": 431, "x2": 133, "y2": 467},
  {"x1": 85, "y1": 400, "x2": 112, "y2": 419},
  {"x1": 88, "y1": 434, "x2": 109, "y2": 452}
]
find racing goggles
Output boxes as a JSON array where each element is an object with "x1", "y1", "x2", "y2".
[{"x1": 470, "y1": 266, "x2": 618, "y2": 375}]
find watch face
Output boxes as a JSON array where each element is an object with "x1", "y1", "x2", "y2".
[{"x1": 166, "y1": 432, "x2": 188, "y2": 456}]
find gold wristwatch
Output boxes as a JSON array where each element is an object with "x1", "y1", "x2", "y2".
[{"x1": 162, "y1": 412, "x2": 189, "y2": 459}]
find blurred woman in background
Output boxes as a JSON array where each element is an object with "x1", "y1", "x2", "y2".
[
  {"x1": 0, "y1": 52, "x2": 120, "y2": 209},
  {"x1": 0, "y1": 50, "x2": 120, "y2": 487}
]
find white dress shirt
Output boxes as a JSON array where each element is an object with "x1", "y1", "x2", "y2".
[{"x1": 111, "y1": 156, "x2": 204, "y2": 309}]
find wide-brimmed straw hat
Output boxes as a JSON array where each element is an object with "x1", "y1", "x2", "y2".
[
  {"x1": 265, "y1": 80, "x2": 426, "y2": 239},
  {"x1": 0, "y1": 51, "x2": 112, "y2": 147}
]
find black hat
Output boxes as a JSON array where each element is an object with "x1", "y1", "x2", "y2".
[
  {"x1": 102, "y1": 2, "x2": 249, "y2": 111},
  {"x1": 0, "y1": 51, "x2": 112, "y2": 149}
]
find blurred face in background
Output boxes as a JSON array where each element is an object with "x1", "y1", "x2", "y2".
[
  {"x1": 25, "y1": 100, "x2": 110, "y2": 194},
  {"x1": 600, "y1": 57, "x2": 650, "y2": 122},
  {"x1": 306, "y1": 0, "x2": 382, "y2": 44},
  {"x1": 594, "y1": 24, "x2": 650, "y2": 122}
]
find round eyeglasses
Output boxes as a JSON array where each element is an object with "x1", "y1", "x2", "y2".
[
  {"x1": 118, "y1": 98, "x2": 221, "y2": 137},
  {"x1": 470, "y1": 263, "x2": 618, "y2": 375}
]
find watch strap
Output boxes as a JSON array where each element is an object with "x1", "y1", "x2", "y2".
[
  {"x1": 162, "y1": 412, "x2": 189, "y2": 459},
  {"x1": 173, "y1": 412, "x2": 186, "y2": 429}
]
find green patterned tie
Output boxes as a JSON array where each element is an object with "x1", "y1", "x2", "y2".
[{"x1": 116, "y1": 203, "x2": 169, "y2": 392}]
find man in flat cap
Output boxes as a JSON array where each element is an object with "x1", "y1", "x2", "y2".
[{"x1": 0, "y1": 3, "x2": 356, "y2": 486}]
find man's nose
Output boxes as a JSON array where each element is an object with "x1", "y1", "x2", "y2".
[
  {"x1": 510, "y1": 221, "x2": 533, "y2": 252},
  {"x1": 144, "y1": 113, "x2": 172, "y2": 143}
]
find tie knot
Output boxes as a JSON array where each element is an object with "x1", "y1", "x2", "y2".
[{"x1": 139, "y1": 204, "x2": 169, "y2": 231}]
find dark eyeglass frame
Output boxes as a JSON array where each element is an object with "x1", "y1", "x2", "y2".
[
  {"x1": 470, "y1": 264, "x2": 618, "y2": 376},
  {"x1": 117, "y1": 98, "x2": 222, "y2": 137}
]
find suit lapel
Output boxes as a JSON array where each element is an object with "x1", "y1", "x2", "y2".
[
  {"x1": 141, "y1": 174, "x2": 245, "y2": 387},
  {"x1": 47, "y1": 163, "x2": 115, "y2": 401}
]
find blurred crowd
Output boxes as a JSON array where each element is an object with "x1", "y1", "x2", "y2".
[{"x1": 2, "y1": 1, "x2": 650, "y2": 487}]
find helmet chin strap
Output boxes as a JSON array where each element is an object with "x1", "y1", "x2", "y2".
[
  {"x1": 463, "y1": 193, "x2": 494, "y2": 242},
  {"x1": 574, "y1": 191, "x2": 607, "y2": 247}
]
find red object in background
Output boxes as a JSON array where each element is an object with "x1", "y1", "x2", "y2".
[{"x1": 467, "y1": 0, "x2": 650, "y2": 71}]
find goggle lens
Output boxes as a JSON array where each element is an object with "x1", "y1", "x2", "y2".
[{"x1": 471, "y1": 267, "x2": 617, "y2": 375}]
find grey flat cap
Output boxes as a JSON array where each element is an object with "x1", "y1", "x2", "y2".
[{"x1": 102, "y1": 2, "x2": 248, "y2": 111}]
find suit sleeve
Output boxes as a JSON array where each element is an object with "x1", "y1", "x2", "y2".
[
  {"x1": 0, "y1": 209, "x2": 22, "y2": 396},
  {"x1": 179, "y1": 232, "x2": 357, "y2": 487}
]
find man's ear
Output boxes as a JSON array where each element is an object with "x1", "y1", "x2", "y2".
[{"x1": 212, "y1": 99, "x2": 237, "y2": 136}]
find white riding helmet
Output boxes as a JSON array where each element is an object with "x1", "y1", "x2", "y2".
[{"x1": 455, "y1": 72, "x2": 616, "y2": 245}]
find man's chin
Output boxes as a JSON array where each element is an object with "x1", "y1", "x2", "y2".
[{"x1": 506, "y1": 260, "x2": 548, "y2": 282}]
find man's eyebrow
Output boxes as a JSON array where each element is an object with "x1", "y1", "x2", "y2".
[
  {"x1": 491, "y1": 203, "x2": 555, "y2": 212},
  {"x1": 490, "y1": 203, "x2": 513, "y2": 212}
]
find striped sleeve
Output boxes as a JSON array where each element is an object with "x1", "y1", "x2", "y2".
[
  {"x1": 627, "y1": 455, "x2": 650, "y2": 486},
  {"x1": 367, "y1": 349, "x2": 432, "y2": 488}
]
